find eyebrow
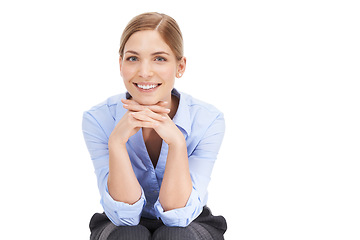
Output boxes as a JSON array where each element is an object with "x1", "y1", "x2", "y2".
[
  {"x1": 124, "y1": 50, "x2": 170, "y2": 56},
  {"x1": 124, "y1": 50, "x2": 139, "y2": 55},
  {"x1": 151, "y1": 51, "x2": 170, "y2": 56}
]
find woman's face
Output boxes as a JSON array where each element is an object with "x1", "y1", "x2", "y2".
[{"x1": 120, "y1": 30, "x2": 185, "y2": 105}]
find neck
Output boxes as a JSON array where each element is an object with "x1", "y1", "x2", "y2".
[{"x1": 168, "y1": 94, "x2": 179, "y2": 119}]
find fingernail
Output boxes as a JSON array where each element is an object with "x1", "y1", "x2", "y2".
[
  {"x1": 123, "y1": 104, "x2": 128, "y2": 107},
  {"x1": 165, "y1": 108, "x2": 171, "y2": 112}
]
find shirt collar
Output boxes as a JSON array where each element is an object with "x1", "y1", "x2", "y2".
[
  {"x1": 117, "y1": 88, "x2": 192, "y2": 136},
  {"x1": 171, "y1": 88, "x2": 192, "y2": 137}
]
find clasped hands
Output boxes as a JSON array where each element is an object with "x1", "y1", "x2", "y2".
[{"x1": 108, "y1": 98, "x2": 184, "y2": 147}]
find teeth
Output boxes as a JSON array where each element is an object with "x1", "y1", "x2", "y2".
[{"x1": 137, "y1": 84, "x2": 158, "y2": 90}]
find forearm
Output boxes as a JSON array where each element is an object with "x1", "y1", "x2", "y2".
[
  {"x1": 159, "y1": 138, "x2": 192, "y2": 211},
  {"x1": 108, "y1": 142, "x2": 142, "y2": 204}
]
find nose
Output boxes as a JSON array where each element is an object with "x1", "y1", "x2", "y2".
[{"x1": 138, "y1": 60, "x2": 153, "y2": 79}]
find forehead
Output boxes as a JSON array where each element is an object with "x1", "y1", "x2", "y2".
[{"x1": 124, "y1": 30, "x2": 173, "y2": 54}]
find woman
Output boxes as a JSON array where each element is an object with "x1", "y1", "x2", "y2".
[{"x1": 82, "y1": 12, "x2": 227, "y2": 239}]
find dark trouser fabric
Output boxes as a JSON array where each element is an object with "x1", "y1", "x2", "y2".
[{"x1": 89, "y1": 206, "x2": 227, "y2": 240}]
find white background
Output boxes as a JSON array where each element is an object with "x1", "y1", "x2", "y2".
[{"x1": 1, "y1": 0, "x2": 359, "y2": 239}]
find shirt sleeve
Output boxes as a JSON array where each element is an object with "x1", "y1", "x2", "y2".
[
  {"x1": 82, "y1": 110, "x2": 146, "y2": 226},
  {"x1": 154, "y1": 112, "x2": 225, "y2": 227}
]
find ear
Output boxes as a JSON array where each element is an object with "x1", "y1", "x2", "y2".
[
  {"x1": 176, "y1": 57, "x2": 187, "y2": 78},
  {"x1": 119, "y1": 56, "x2": 123, "y2": 77}
]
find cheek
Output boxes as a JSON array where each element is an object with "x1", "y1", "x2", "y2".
[
  {"x1": 121, "y1": 64, "x2": 136, "y2": 80},
  {"x1": 156, "y1": 65, "x2": 177, "y2": 80}
]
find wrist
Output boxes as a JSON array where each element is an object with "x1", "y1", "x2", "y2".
[
  {"x1": 108, "y1": 136, "x2": 127, "y2": 149},
  {"x1": 167, "y1": 133, "x2": 186, "y2": 148}
]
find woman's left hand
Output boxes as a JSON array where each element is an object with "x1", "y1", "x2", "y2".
[{"x1": 122, "y1": 99, "x2": 185, "y2": 146}]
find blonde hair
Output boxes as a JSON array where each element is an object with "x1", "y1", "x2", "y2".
[{"x1": 119, "y1": 12, "x2": 184, "y2": 60}]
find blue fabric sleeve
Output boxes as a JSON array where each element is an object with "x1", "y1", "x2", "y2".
[
  {"x1": 154, "y1": 187, "x2": 202, "y2": 227},
  {"x1": 154, "y1": 113, "x2": 225, "y2": 227},
  {"x1": 82, "y1": 111, "x2": 146, "y2": 226}
]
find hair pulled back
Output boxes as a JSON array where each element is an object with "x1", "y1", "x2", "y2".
[{"x1": 119, "y1": 12, "x2": 184, "y2": 61}]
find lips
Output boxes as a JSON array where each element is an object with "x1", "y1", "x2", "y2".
[{"x1": 133, "y1": 82, "x2": 161, "y2": 91}]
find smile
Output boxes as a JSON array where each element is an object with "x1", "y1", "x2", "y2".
[{"x1": 134, "y1": 83, "x2": 161, "y2": 91}]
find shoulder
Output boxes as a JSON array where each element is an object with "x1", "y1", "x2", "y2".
[
  {"x1": 84, "y1": 93, "x2": 125, "y2": 118},
  {"x1": 180, "y1": 91, "x2": 224, "y2": 120},
  {"x1": 177, "y1": 91, "x2": 225, "y2": 150},
  {"x1": 177, "y1": 91, "x2": 225, "y2": 138},
  {"x1": 85, "y1": 93, "x2": 124, "y2": 113},
  {"x1": 82, "y1": 93, "x2": 125, "y2": 137}
]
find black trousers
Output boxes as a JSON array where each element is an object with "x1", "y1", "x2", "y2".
[{"x1": 89, "y1": 206, "x2": 227, "y2": 240}]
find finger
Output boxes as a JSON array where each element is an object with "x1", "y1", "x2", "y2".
[
  {"x1": 140, "y1": 122, "x2": 159, "y2": 128},
  {"x1": 147, "y1": 105, "x2": 170, "y2": 114},
  {"x1": 121, "y1": 99, "x2": 140, "y2": 106},
  {"x1": 130, "y1": 111, "x2": 166, "y2": 122},
  {"x1": 124, "y1": 104, "x2": 170, "y2": 114},
  {"x1": 130, "y1": 115, "x2": 159, "y2": 128},
  {"x1": 122, "y1": 98, "x2": 168, "y2": 107},
  {"x1": 156, "y1": 101, "x2": 168, "y2": 107},
  {"x1": 134, "y1": 120, "x2": 159, "y2": 128}
]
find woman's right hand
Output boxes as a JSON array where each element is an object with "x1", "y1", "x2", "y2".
[{"x1": 108, "y1": 99, "x2": 168, "y2": 146}]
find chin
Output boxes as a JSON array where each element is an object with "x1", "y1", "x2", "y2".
[
  {"x1": 131, "y1": 94, "x2": 161, "y2": 106},
  {"x1": 138, "y1": 99, "x2": 159, "y2": 106}
]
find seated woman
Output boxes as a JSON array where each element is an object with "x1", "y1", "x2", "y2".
[{"x1": 82, "y1": 12, "x2": 227, "y2": 240}]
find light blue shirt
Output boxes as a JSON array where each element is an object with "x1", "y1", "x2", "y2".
[{"x1": 82, "y1": 89, "x2": 225, "y2": 227}]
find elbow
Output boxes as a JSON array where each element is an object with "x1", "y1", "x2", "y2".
[
  {"x1": 161, "y1": 202, "x2": 187, "y2": 212},
  {"x1": 104, "y1": 207, "x2": 141, "y2": 226},
  {"x1": 155, "y1": 188, "x2": 204, "y2": 227},
  {"x1": 158, "y1": 193, "x2": 190, "y2": 212},
  {"x1": 101, "y1": 188, "x2": 146, "y2": 226},
  {"x1": 158, "y1": 185, "x2": 192, "y2": 212},
  {"x1": 105, "y1": 211, "x2": 141, "y2": 226}
]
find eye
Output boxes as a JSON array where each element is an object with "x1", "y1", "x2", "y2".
[
  {"x1": 126, "y1": 56, "x2": 138, "y2": 62},
  {"x1": 155, "y1": 56, "x2": 167, "y2": 62}
]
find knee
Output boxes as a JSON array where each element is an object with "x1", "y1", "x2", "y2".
[
  {"x1": 152, "y1": 225, "x2": 199, "y2": 240},
  {"x1": 108, "y1": 225, "x2": 151, "y2": 240}
]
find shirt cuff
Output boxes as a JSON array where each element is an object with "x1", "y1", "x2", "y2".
[
  {"x1": 154, "y1": 187, "x2": 204, "y2": 227},
  {"x1": 101, "y1": 185, "x2": 146, "y2": 226}
]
